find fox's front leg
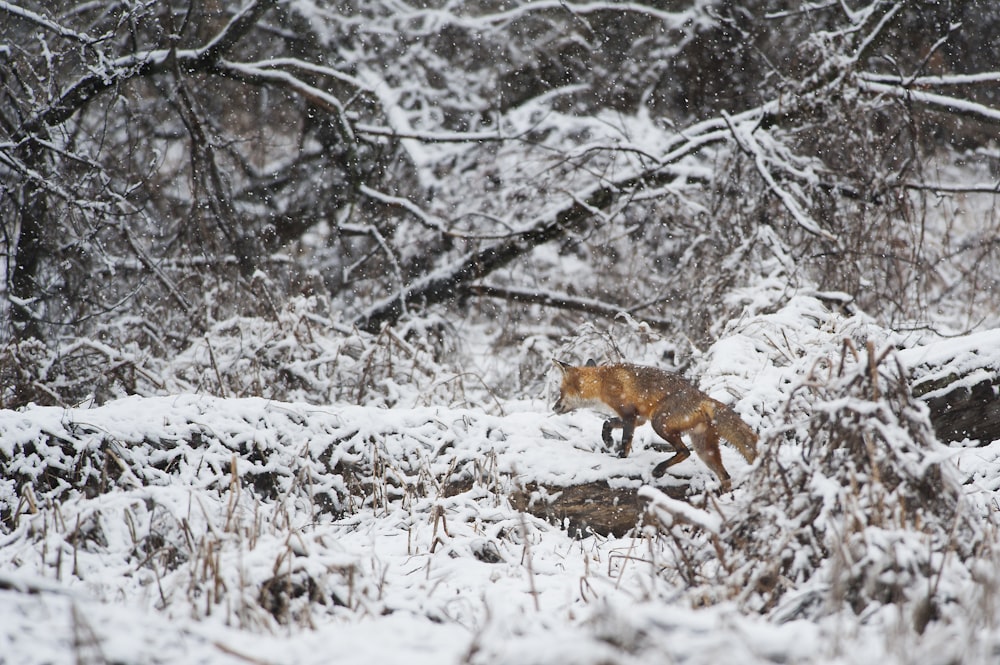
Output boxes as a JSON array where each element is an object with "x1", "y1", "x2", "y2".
[{"x1": 602, "y1": 416, "x2": 635, "y2": 458}]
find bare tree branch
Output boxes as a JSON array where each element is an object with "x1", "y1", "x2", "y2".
[
  {"x1": 0, "y1": 1, "x2": 94, "y2": 43},
  {"x1": 858, "y1": 79, "x2": 1000, "y2": 127},
  {"x1": 464, "y1": 283, "x2": 675, "y2": 331},
  {"x1": 12, "y1": 0, "x2": 278, "y2": 138},
  {"x1": 353, "y1": 187, "x2": 616, "y2": 333}
]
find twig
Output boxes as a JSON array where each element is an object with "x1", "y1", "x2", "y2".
[{"x1": 205, "y1": 336, "x2": 227, "y2": 398}]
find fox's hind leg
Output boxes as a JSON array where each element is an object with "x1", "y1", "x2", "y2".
[
  {"x1": 689, "y1": 422, "x2": 731, "y2": 492},
  {"x1": 602, "y1": 415, "x2": 636, "y2": 457}
]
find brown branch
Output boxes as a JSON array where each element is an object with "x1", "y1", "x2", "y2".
[{"x1": 464, "y1": 284, "x2": 674, "y2": 332}]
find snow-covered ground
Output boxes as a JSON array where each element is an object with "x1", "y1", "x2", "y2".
[{"x1": 3, "y1": 295, "x2": 1000, "y2": 664}]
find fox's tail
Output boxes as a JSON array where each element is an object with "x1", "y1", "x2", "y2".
[{"x1": 713, "y1": 401, "x2": 758, "y2": 463}]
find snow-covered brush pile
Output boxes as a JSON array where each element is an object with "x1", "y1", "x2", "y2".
[
  {"x1": 649, "y1": 338, "x2": 994, "y2": 632},
  {"x1": 0, "y1": 296, "x2": 482, "y2": 412},
  {"x1": 162, "y1": 297, "x2": 474, "y2": 409},
  {"x1": 0, "y1": 397, "x2": 528, "y2": 630},
  {"x1": 736, "y1": 342, "x2": 983, "y2": 621},
  {"x1": 3, "y1": 391, "x2": 694, "y2": 636}
]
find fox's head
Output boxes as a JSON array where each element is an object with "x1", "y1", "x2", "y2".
[{"x1": 552, "y1": 359, "x2": 598, "y2": 414}]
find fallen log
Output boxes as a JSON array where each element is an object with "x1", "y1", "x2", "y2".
[
  {"x1": 446, "y1": 476, "x2": 689, "y2": 538},
  {"x1": 901, "y1": 329, "x2": 1000, "y2": 445}
]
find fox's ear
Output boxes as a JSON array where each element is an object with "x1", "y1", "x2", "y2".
[
  {"x1": 585, "y1": 358, "x2": 597, "y2": 367},
  {"x1": 553, "y1": 359, "x2": 572, "y2": 373}
]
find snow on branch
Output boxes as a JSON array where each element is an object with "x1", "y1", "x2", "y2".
[
  {"x1": 353, "y1": 123, "x2": 514, "y2": 144},
  {"x1": 233, "y1": 57, "x2": 372, "y2": 91},
  {"x1": 0, "y1": 1, "x2": 94, "y2": 43},
  {"x1": 860, "y1": 71, "x2": 1000, "y2": 87},
  {"x1": 217, "y1": 60, "x2": 355, "y2": 140},
  {"x1": 194, "y1": 0, "x2": 279, "y2": 67},
  {"x1": 722, "y1": 112, "x2": 836, "y2": 241},
  {"x1": 358, "y1": 185, "x2": 449, "y2": 235},
  {"x1": 465, "y1": 283, "x2": 675, "y2": 332},
  {"x1": 353, "y1": 182, "x2": 618, "y2": 333},
  {"x1": 16, "y1": 0, "x2": 278, "y2": 137},
  {"x1": 475, "y1": 1, "x2": 697, "y2": 28},
  {"x1": 858, "y1": 79, "x2": 1000, "y2": 127},
  {"x1": 848, "y1": 1, "x2": 903, "y2": 66},
  {"x1": 354, "y1": 1, "x2": 698, "y2": 35},
  {"x1": 902, "y1": 181, "x2": 1000, "y2": 195},
  {"x1": 639, "y1": 486, "x2": 722, "y2": 534}
]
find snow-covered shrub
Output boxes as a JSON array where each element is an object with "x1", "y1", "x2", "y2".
[
  {"x1": 553, "y1": 315, "x2": 684, "y2": 369},
  {"x1": 161, "y1": 295, "x2": 494, "y2": 409},
  {"x1": 0, "y1": 295, "x2": 492, "y2": 411},
  {"x1": 723, "y1": 341, "x2": 985, "y2": 625},
  {"x1": 0, "y1": 336, "x2": 147, "y2": 409},
  {"x1": 0, "y1": 396, "x2": 519, "y2": 628}
]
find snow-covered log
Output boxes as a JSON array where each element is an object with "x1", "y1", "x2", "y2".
[{"x1": 902, "y1": 329, "x2": 1000, "y2": 445}]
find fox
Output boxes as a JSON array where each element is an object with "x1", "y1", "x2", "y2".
[{"x1": 553, "y1": 360, "x2": 758, "y2": 491}]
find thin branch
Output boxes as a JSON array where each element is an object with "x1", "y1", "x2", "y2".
[
  {"x1": 385, "y1": 1, "x2": 694, "y2": 32},
  {"x1": 464, "y1": 283, "x2": 674, "y2": 332},
  {"x1": 353, "y1": 123, "x2": 513, "y2": 143},
  {"x1": 193, "y1": 0, "x2": 279, "y2": 67},
  {"x1": 0, "y1": 1, "x2": 94, "y2": 43},
  {"x1": 215, "y1": 59, "x2": 361, "y2": 186},
  {"x1": 722, "y1": 112, "x2": 836, "y2": 241},
  {"x1": 901, "y1": 181, "x2": 1000, "y2": 195},
  {"x1": 859, "y1": 71, "x2": 1000, "y2": 87},
  {"x1": 358, "y1": 185, "x2": 448, "y2": 235},
  {"x1": 353, "y1": 183, "x2": 617, "y2": 333},
  {"x1": 858, "y1": 79, "x2": 1000, "y2": 127},
  {"x1": 16, "y1": 0, "x2": 278, "y2": 138},
  {"x1": 849, "y1": 2, "x2": 903, "y2": 66}
]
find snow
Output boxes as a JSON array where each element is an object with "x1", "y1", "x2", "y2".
[
  {"x1": 640, "y1": 486, "x2": 722, "y2": 533},
  {"x1": 898, "y1": 328, "x2": 1000, "y2": 398},
  {"x1": 4, "y1": 294, "x2": 1000, "y2": 663},
  {"x1": 4, "y1": 3, "x2": 1000, "y2": 659}
]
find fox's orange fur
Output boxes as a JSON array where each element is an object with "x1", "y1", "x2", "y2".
[{"x1": 553, "y1": 360, "x2": 757, "y2": 491}]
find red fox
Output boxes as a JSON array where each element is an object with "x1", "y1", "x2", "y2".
[{"x1": 553, "y1": 360, "x2": 758, "y2": 491}]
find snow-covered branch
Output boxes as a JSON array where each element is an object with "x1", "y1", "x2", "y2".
[
  {"x1": 340, "y1": 1, "x2": 698, "y2": 35},
  {"x1": 858, "y1": 79, "x2": 1000, "y2": 126},
  {"x1": 860, "y1": 71, "x2": 1000, "y2": 87},
  {"x1": 0, "y1": 1, "x2": 94, "y2": 43},
  {"x1": 358, "y1": 185, "x2": 449, "y2": 235},
  {"x1": 722, "y1": 112, "x2": 835, "y2": 241},
  {"x1": 193, "y1": 0, "x2": 279, "y2": 67},
  {"x1": 465, "y1": 283, "x2": 675, "y2": 332},
  {"x1": 216, "y1": 60, "x2": 356, "y2": 143},
  {"x1": 16, "y1": 0, "x2": 278, "y2": 136}
]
